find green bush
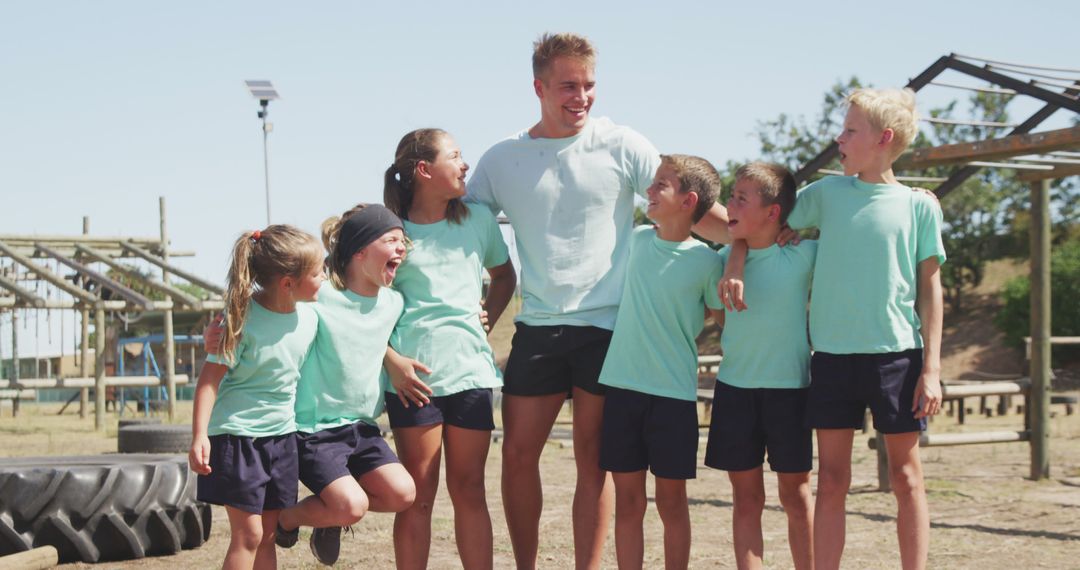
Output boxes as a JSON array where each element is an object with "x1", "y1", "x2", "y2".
[{"x1": 996, "y1": 240, "x2": 1080, "y2": 361}]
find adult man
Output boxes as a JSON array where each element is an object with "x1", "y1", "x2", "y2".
[{"x1": 467, "y1": 32, "x2": 732, "y2": 569}]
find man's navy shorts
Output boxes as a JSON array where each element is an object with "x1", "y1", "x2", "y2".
[{"x1": 502, "y1": 323, "x2": 612, "y2": 397}]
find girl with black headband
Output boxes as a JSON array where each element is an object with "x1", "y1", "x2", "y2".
[
  {"x1": 206, "y1": 204, "x2": 418, "y2": 566},
  {"x1": 381, "y1": 128, "x2": 517, "y2": 569}
]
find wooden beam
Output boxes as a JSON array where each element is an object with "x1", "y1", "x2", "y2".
[
  {"x1": 895, "y1": 126, "x2": 1080, "y2": 170},
  {"x1": 120, "y1": 242, "x2": 224, "y2": 295},
  {"x1": 0, "y1": 274, "x2": 47, "y2": 308},
  {"x1": 76, "y1": 244, "x2": 203, "y2": 308},
  {"x1": 1017, "y1": 163, "x2": 1080, "y2": 182},
  {"x1": 35, "y1": 243, "x2": 155, "y2": 310},
  {"x1": 0, "y1": 239, "x2": 98, "y2": 305}
]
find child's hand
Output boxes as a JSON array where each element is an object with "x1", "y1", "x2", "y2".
[
  {"x1": 775, "y1": 225, "x2": 801, "y2": 246},
  {"x1": 479, "y1": 302, "x2": 491, "y2": 333},
  {"x1": 189, "y1": 435, "x2": 212, "y2": 475},
  {"x1": 717, "y1": 276, "x2": 747, "y2": 312},
  {"x1": 387, "y1": 356, "x2": 434, "y2": 408},
  {"x1": 910, "y1": 186, "x2": 940, "y2": 205},
  {"x1": 912, "y1": 369, "x2": 942, "y2": 420},
  {"x1": 203, "y1": 314, "x2": 226, "y2": 355}
]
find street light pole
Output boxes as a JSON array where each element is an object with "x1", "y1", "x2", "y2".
[
  {"x1": 244, "y1": 80, "x2": 280, "y2": 226},
  {"x1": 259, "y1": 100, "x2": 272, "y2": 225}
]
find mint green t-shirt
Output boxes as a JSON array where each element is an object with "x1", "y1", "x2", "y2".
[
  {"x1": 388, "y1": 203, "x2": 510, "y2": 397},
  {"x1": 205, "y1": 301, "x2": 318, "y2": 437},
  {"x1": 714, "y1": 241, "x2": 817, "y2": 390},
  {"x1": 294, "y1": 282, "x2": 404, "y2": 433},
  {"x1": 467, "y1": 116, "x2": 661, "y2": 330},
  {"x1": 787, "y1": 175, "x2": 946, "y2": 354},
  {"x1": 598, "y1": 226, "x2": 724, "y2": 401}
]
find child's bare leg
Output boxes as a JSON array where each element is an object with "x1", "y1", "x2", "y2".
[
  {"x1": 252, "y1": 510, "x2": 280, "y2": 570},
  {"x1": 814, "y1": 429, "x2": 854, "y2": 570},
  {"x1": 500, "y1": 392, "x2": 565, "y2": 570},
  {"x1": 358, "y1": 462, "x2": 417, "y2": 513},
  {"x1": 884, "y1": 432, "x2": 928, "y2": 570},
  {"x1": 728, "y1": 468, "x2": 765, "y2": 570},
  {"x1": 611, "y1": 470, "x2": 647, "y2": 570},
  {"x1": 777, "y1": 471, "x2": 814, "y2": 570},
  {"x1": 392, "y1": 424, "x2": 443, "y2": 570},
  {"x1": 654, "y1": 476, "x2": 690, "y2": 570},
  {"x1": 445, "y1": 424, "x2": 494, "y2": 570},
  {"x1": 223, "y1": 506, "x2": 263, "y2": 570},
  {"x1": 571, "y1": 387, "x2": 614, "y2": 570},
  {"x1": 279, "y1": 476, "x2": 369, "y2": 530}
]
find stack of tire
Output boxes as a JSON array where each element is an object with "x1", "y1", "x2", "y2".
[{"x1": 0, "y1": 454, "x2": 211, "y2": 563}]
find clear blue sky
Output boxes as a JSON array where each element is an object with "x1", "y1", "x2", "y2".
[{"x1": 2, "y1": 1, "x2": 1077, "y2": 355}]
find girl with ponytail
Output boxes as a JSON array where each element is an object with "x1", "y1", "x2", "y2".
[
  {"x1": 188, "y1": 224, "x2": 324, "y2": 570},
  {"x1": 382, "y1": 128, "x2": 517, "y2": 569}
]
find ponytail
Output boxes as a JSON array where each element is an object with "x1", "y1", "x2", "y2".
[{"x1": 221, "y1": 231, "x2": 258, "y2": 361}]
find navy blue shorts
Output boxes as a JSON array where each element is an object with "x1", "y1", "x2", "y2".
[
  {"x1": 502, "y1": 323, "x2": 612, "y2": 397},
  {"x1": 385, "y1": 388, "x2": 495, "y2": 430},
  {"x1": 704, "y1": 382, "x2": 812, "y2": 473},
  {"x1": 297, "y1": 422, "x2": 400, "y2": 496},
  {"x1": 805, "y1": 349, "x2": 927, "y2": 434},
  {"x1": 600, "y1": 387, "x2": 699, "y2": 480},
  {"x1": 197, "y1": 433, "x2": 298, "y2": 514}
]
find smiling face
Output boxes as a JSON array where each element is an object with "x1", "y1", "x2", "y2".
[
  {"x1": 726, "y1": 178, "x2": 780, "y2": 243},
  {"x1": 646, "y1": 163, "x2": 690, "y2": 223},
  {"x1": 291, "y1": 260, "x2": 326, "y2": 302},
  {"x1": 421, "y1": 134, "x2": 469, "y2": 199},
  {"x1": 348, "y1": 228, "x2": 407, "y2": 295},
  {"x1": 534, "y1": 56, "x2": 595, "y2": 138}
]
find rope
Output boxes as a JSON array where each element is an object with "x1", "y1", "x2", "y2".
[{"x1": 953, "y1": 53, "x2": 1080, "y2": 75}]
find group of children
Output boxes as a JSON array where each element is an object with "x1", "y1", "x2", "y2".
[{"x1": 190, "y1": 84, "x2": 944, "y2": 570}]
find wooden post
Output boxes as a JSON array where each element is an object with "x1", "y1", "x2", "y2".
[
  {"x1": 160, "y1": 197, "x2": 176, "y2": 421},
  {"x1": 79, "y1": 216, "x2": 89, "y2": 419},
  {"x1": 1029, "y1": 179, "x2": 1051, "y2": 480},
  {"x1": 10, "y1": 311, "x2": 18, "y2": 418},
  {"x1": 94, "y1": 306, "x2": 106, "y2": 430},
  {"x1": 876, "y1": 429, "x2": 890, "y2": 492},
  {"x1": 0, "y1": 545, "x2": 59, "y2": 570}
]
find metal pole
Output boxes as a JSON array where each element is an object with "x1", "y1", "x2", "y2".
[
  {"x1": 261, "y1": 101, "x2": 271, "y2": 225},
  {"x1": 160, "y1": 197, "x2": 176, "y2": 421},
  {"x1": 94, "y1": 306, "x2": 105, "y2": 430},
  {"x1": 1029, "y1": 179, "x2": 1051, "y2": 480},
  {"x1": 11, "y1": 311, "x2": 18, "y2": 418},
  {"x1": 79, "y1": 216, "x2": 89, "y2": 419}
]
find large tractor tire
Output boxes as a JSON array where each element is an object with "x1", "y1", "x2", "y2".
[
  {"x1": 117, "y1": 417, "x2": 163, "y2": 429},
  {"x1": 0, "y1": 454, "x2": 211, "y2": 563},
  {"x1": 118, "y1": 424, "x2": 191, "y2": 454}
]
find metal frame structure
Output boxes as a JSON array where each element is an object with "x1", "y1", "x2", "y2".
[
  {"x1": 0, "y1": 198, "x2": 224, "y2": 429},
  {"x1": 791, "y1": 53, "x2": 1079, "y2": 484}
]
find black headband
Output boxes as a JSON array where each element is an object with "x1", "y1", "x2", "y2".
[{"x1": 334, "y1": 205, "x2": 404, "y2": 269}]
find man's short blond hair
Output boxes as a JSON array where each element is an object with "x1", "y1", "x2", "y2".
[
  {"x1": 847, "y1": 87, "x2": 920, "y2": 159},
  {"x1": 661, "y1": 154, "x2": 721, "y2": 223},
  {"x1": 532, "y1": 32, "x2": 596, "y2": 79}
]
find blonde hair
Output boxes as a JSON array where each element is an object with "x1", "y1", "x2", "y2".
[
  {"x1": 660, "y1": 154, "x2": 722, "y2": 223},
  {"x1": 846, "y1": 87, "x2": 920, "y2": 159},
  {"x1": 221, "y1": 225, "x2": 323, "y2": 361},
  {"x1": 532, "y1": 32, "x2": 596, "y2": 80},
  {"x1": 735, "y1": 162, "x2": 797, "y2": 224},
  {"x1": 384, "y1": 128, "x2": 468, "y2": 225}
]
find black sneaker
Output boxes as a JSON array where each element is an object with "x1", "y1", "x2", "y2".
[
  {"x1": 309, "y1": 526, "x2": 342, "y2": 565},
  {"x1": 275, "y1": 521, "x2": 299, "y2": 548}
]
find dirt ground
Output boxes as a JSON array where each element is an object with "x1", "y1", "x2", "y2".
[{"x1": 1, "y1": 400, "x2": 1077, "y2": 569}]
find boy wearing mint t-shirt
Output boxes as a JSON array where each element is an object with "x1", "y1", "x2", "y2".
[
  {"x1": 704, "y1": 163, "x2": 815, "y2": 570},
  {"x1": 788, "y1": 88, "x2": 945, "y2": 570},
  {"x1": 598, "y1": 154, "x2": 723, "y2": 570}
]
